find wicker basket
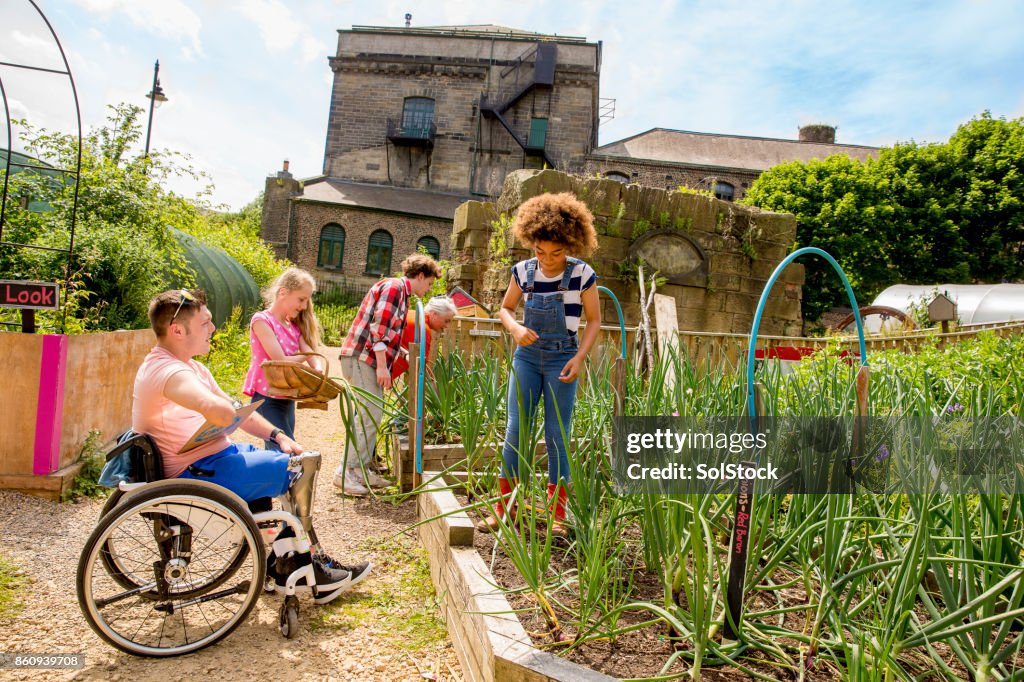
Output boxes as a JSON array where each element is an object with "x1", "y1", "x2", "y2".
[{"x1": 261, "y1": 352, "x2": 345, "y2": 410}]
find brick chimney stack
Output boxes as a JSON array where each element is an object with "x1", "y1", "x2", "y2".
[{"x1": 798, "y1": 125, "x2": 836, "y2": 144}]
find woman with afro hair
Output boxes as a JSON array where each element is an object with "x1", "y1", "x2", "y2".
[{"x1": 476, "y1": 192, "x2": 601, "y2": 538}]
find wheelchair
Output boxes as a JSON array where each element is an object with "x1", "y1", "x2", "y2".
[{"x1": 76, "y1": 433, "x2": 345, "y2": 657}]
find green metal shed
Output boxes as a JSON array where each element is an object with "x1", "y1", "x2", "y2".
[{"x1": 170, "y1": 228, "x2": 262, "y2": 326}]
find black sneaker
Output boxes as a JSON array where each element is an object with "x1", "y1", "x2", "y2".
[
  {"x1": 312, "y1": 559, "x2": 373, "y2": 604},
  {"x1": 311, "y1": 553, "x2": 351, "y2": 591}
]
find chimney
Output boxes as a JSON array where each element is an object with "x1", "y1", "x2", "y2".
[
  {"x1": 799, "y1": 124, "x2": 836, "y2": 144},
  {"x1": 277, "y1": 159, "x2": 293, "y2": 179}
]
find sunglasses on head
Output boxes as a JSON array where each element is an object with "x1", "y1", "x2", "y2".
[{"x1": 170, "y1": 289, "x2": 196, "y2": 322}]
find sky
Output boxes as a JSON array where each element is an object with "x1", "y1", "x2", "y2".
[{"x1": 3, "y1": 0, "x2": 1023, "y2": 210}]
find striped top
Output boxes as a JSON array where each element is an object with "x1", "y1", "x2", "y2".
[{"x1": 510, "y1": 258, "x2": 597, "y2": 334}]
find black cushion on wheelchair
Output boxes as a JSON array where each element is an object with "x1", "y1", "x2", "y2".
[
  {"x1": 106, "y1": 431, "x2": 165, "y2": 483},
  {"x1": 247, "y1": 497, "x2": 273, "y2": 514}
]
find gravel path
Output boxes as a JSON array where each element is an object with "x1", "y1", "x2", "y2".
[{"x1": 0, "y1": 361, "x2": 462, "y2": 682}]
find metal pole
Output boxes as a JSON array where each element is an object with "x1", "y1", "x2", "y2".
[{"x1": 143, "y1": 60, "x2": 159, "y2": 174}]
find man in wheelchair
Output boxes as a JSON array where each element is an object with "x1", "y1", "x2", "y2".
[{"x1": 132, "y1": 288, "x2": 371, "y2": 604}]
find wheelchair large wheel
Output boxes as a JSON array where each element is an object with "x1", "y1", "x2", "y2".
[
  {"x1": 77, "y1": 480, "x2": 266, "y2": 657},
  {"x1": 97, "y1": 487, "x2": 250, "y2": 598}
]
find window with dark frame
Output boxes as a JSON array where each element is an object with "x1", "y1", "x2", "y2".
[
  {"x1": 605, "y1": 171, "x2": 630, "y2": 183},
  {"x1": 317, "y1": 223, "x2": 345, "y2": 270},
  {"x1": 714, "y1": 181, "x2": 735, "y2": 202},
  {"x1": 365, "y1": 229, "x2": 394, "y2": 276},
  {"x1": 401, "y1": 97, "x2": 435, "y2": 135},
  {"x1": 416, "y1": 235, "x2": 441, "y2": 260}
]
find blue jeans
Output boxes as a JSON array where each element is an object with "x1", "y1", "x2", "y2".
[
  {"x1": 179, "y1": 443, "x2": 291, "y2": 501},
  {"x1": 501, "y1": 342, "x2": 578, "y2": 484},
  {"x1": 252, "y1": 392, "x2": 295, "y2": 450}
]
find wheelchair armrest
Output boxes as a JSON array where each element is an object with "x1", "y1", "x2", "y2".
[
  {"x1": 106, "y1": 433, "x2": 157, "y2": 462},
  {"x1": 105, "y1": 432, "x2": 164, "y2": 483}
]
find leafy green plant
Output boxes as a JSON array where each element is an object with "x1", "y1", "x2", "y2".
[
  {"x1": 489, "y1": 213, "x2": 515, "y2": 267},
  {"x1": 64, "y1": 429, "x2": 109, "y2": 501},
  {"x1": 607, "y1": 201, "x2": 627, "y2": 237},
  {"x1": 409, "y1": 328, "x2": 1024, "y2": 679},
  {"x1": 632, "y1": 218, "x2": 652, "y2": 240},
  {"x1": 0, "y1": 105, "x2": 285, "y2": 333}
]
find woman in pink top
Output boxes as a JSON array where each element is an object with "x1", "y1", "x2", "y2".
[{"x1": 244, "y1": 268, "x2": 324, "y2": 450}]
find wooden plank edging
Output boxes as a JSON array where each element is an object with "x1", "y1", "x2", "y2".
[{"x1": 416, "y1": 477, "x2": 617, "y2": 682}]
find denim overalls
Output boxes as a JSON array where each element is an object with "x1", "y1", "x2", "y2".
[{"x1": 501, "y1": 257, "x2": 580, "y2": 484}]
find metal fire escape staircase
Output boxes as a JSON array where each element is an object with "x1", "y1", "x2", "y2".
[{"x1": 479, "y1": 42, "x2": 557, "y2": 169}]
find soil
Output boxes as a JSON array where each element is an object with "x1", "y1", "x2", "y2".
[
  {"x1": 468, "y1": 496, "x2": 1001, "y2": 682},
  {"x1": 470, "y1": 515, "x2": 833, "y2": 680},
  {"x1": 0, "y1": 354, "x2": 463, "y2": 682}
]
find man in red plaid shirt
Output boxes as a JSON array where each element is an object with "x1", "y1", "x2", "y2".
[{"x1": 334, "y1": 253, "x2": 442, "y2": 496}]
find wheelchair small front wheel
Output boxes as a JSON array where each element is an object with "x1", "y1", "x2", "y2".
[
  {"x1": 77, "y1": 480, "x2": 266, "y2": 657},
  {"x1": 279, "y1": 595, "x2": 299, "y2": 639}
]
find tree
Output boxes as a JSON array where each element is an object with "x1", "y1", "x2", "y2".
[
  {"x1": 1, "y1": 105, "x2": 282, "y2": 331},
  {"x1": 946, "y1": 112, "x2": 1024, "y2": 281},
  {"x1": 743, "y1": 112, "x2": 1024, "y2": 324},
  {"x1": 742, "y1": 155, "x2": 895, "y2": 321}
]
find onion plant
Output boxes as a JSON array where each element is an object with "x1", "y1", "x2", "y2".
[{"x1": 398, "y1": 330, "x2": 1024, "y2": 679}]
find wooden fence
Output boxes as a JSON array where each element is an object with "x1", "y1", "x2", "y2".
[{"x1": 437, "y1": 316, "x2": 1024, "y2": 369}]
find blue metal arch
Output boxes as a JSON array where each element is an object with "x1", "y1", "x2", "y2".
[{"x1": 745, "y1": 247, "x2": 869, "y2": 422}]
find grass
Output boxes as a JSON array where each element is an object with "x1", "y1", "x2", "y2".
[
  {"x1": 310, "y1": 536, "x2": 449, "y2": 656},
  {"x1": 0, "y1": 556, "x2": 27, "y2": 619}
]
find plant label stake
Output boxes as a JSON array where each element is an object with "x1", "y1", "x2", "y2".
[
  {"x1": 725, "y1": 461, "x2": 756, "y2": 640},
  {"x1": 725, "y1": 382, "x2": 763, "y2": 640}
]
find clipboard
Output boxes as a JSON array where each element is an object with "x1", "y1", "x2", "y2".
[{"x1": 179, "y1": 400, "x2": 264, "y2": 454}]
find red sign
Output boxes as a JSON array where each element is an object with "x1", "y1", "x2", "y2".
[{"x1": 0, "y1": 280, "x2": 60, "y2": 310}]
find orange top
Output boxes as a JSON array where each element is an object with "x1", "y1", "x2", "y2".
[{"x1": 391, "y1": 310, "x2": 432, "y2": 378}]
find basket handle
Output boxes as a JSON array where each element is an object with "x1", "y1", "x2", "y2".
[{"x1": 291, "y1": 352, "x2": 329, "y2": 394}]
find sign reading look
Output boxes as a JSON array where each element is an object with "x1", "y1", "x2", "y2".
[{"x1": 0, "y1": 280, "x2": 60, "y2": 310}]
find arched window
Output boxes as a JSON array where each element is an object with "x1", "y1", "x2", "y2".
[
  {"x1": 714, "y1": 181, "x2": 735, "y2": 202},
  {"x1": 365, "y1": 230, "x2": 394, "y2": 276},
  {"x1": 605, "y1": 171, "x2": 630, "y2": 184},
  {"x1": 317, "y1": 223, "x2": 345, "y2": 270},
  {"x1": 401, "y1": 97, "x2": 435, "y2": 133},
  {"x1": 416, "y1": 235, "x2": 441, "y2": 260}
]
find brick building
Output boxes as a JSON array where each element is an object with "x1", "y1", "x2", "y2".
[
  {"x1": 261, "y1": 24, "x2": 602, "y2": 288},
  {"x1": 260, "y1": 22, "x2": 878, "y2": 290},
  {"x1": 584, "y1": 125, "x2": 878, "y2": 201}
]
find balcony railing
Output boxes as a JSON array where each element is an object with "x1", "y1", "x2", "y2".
[{"x1": 387, "y1": 118, "x2": 436, "y2": 147}]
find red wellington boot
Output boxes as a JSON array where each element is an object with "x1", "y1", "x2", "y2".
[
  {"x1": 476, "y1": 478, "x2": 517, "y2": 533},
  {"x1": 547, "y1": 482, "x2": 569, "y2": 539}
]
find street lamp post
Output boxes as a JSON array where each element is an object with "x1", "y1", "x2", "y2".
[{"x1": 143, "y1": 59, "x2": 168, "y2": 174}]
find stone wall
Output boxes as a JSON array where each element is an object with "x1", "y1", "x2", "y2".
[
  {"x1": 583, "y1": 155, "x2": 759, "y2": 201},
  {"x1": 449, "y1": 169, "x2": 804, "y2": 336},
  {"x1": 289, "y1": 201, "x2": 452, "y2": 286}
]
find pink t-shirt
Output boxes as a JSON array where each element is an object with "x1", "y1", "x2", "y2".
[
  {"x1": 243, "y1": 310, "x2": 303, "y2": 397},
  {"x1": 132, "y1": 346, "x2": 231, "y2": 478}
]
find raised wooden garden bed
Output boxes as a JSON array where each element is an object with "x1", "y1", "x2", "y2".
[{"x1": 416, "y1": 476, "x2": 615, "y2": 682}]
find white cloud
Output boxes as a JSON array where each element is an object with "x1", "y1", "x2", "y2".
[
  {"x1": 7, "y1": 97, "x2": 32, "y2": 120},
  {"x1": 71, "y1": 0, "x2": 204, "y2": 56},
  {"x1": 236, "y1": 0, "x2": 328, "y2": 62},
  {"x1": 300, "y1": 35, "x2": 329, "y2": 63}
]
